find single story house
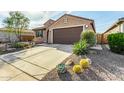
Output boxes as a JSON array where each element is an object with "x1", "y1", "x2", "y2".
[
  {"x1": 102, "y1": 17, "x2": 124, "y2": 43},
  {"x1": 33, "y1": 14, "x2": 96, "y2": 44},
  {"x1": 0, "y1": 28, "x2": 35, "y2": 42}
]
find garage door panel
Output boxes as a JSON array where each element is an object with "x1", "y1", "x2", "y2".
[{"x1": 53, "y1": 26, "x2": 83, "y2": 44}]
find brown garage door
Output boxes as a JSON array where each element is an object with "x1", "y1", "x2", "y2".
[{"x1": 53, "y1": 26, "x2": 83, "y2": 44}]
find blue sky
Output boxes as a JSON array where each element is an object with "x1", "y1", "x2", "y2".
[
  {"x1": 52, "y1": 11, "x2": 124, "y2": 33},
  {"x1": 0, "y1": 11, "x2": 124, "y2": 33}
]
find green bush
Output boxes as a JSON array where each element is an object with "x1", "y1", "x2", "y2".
[
  {"x1": 107, "y1": 33, "x2": 124, "y2": 54},
  {"x1": 12, "y1": 42, "x2": 29, "y2": 48},
  {"x1": 73, "y1": 40, "x2": 88, "y2": 55},
  {"x1": 81, "y1": 30, "x2": 96, "y2": 47}
]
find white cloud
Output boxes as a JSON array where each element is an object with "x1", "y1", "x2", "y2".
[
  {"x1": 21, "y1": 11, "x2": 61, "y2": 28},
  {"x1": 24, "y1": 11, "x2": 64, "y2": 28},
  {"x1": 64, "y1": 11, "x2": 72, "y2": 14}
]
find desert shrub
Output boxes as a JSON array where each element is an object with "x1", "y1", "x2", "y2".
[
  {"x1": 56, "y1": 63, "x2": 67, "y2": 74},
  {"x1": 73, "y1": 40, "x2": 88, "y2": 55},
  {"x1": 12, "y1": 42, "x2": 29, "y2": 48},
  {"x1": 107, "y1": 33, "x2": 124, "y2": 54},
  {"x1": 81, "y1": 30, "x2": 96, "y2": 47}
]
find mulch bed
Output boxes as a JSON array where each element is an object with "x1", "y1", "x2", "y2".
[
  {"x1": 41, "y1": 54, "x2": 104, "y2": 81},
  {"x1": 0, "y1": 48, "x2": 23, "y2": 55},
  {"x1": 41, "y1": 47, "x2": 124, "y2": 81},
  {"x1": 41, "y1": 53, "x2": 107, "y2": 81},
  {"x1": 41, "y1": 54, "x2": 83, "y2": 81}
]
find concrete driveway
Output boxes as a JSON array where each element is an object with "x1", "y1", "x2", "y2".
[{"x1": 0, "y1": 44, "x2": 72, "y2": 81}]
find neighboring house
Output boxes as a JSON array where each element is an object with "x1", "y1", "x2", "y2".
[
  {"x1": 102, "y1": 17, "x2": 124, "y2": 44},
  {"x1": 33, "y1": 14, "x2": 96, "y2": 44},
  {"x1": 0, "y1": 28, "x2": 35, "y2": 42}
]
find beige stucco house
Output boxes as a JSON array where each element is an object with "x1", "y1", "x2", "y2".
[
  {"x1": 102, "y1": 18, "x2": 124, "y2": 43},
  {"x1": 33, "y1": 14, "x2": 96, "y2": 44}
]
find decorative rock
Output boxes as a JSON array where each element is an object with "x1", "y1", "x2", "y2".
[
  {"x1": 89, "y1": 50, "x2": 97, "y2": 54},
  {"x1": 65, "y1": 59, "x2": 74, "y2": 66},
  {"x1": 7, "y1": 48, "x2": 16, "y2": 52},
  {"x1": 73, "y1": 73, "x2": 81, "y2": 80},
  {"x1": 87, "y1": 58, "x2": 92, "y2": 64}
]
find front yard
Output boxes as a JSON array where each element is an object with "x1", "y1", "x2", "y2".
[
  {"x1": 0, "y1": 30, "x2": 123, "y2": 81},
  {"x1": 0, "y1": 43, "x2": 124, "y2": 81},
  {"x1": 42, "y1": 45, "x2": 124, "y2": 81}
]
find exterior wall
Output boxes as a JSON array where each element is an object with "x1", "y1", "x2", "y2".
[
  {"x1": 21, "y1": 36, "x2": 35, "y2": 41},
  {"x1": 34, "y1": 29, "x2": 48, "y2": 43},
  {"x1": 48, "y1": 15, "x2": 94, "y2": 43},
  {"x1": 33, "y1": 29, "x2": 45, "y2": 43},
  {"x1": 21, "y1": 32, "x2": 35, "y2": 36},
  {"x1": 43, "y1": 20, "x2": 55, "y2": 43},
  {"x1": 49, "y1": 15, "x2": 94, "y2": 30},
  {"x1": 0, "y1": 31, "x2": 18, "y2": 42},
  {"x1": 43, "y1": 30, "x2": 47, "y2": 42},
  {"x1": 0, "y1": 30, "x2": 35, "y2": 42},
  {"x1": 102, "y1": 23, "x2": 122, "y2": 43},
  {"x1": 120, "y1": 23, "x2": 124, "y2": 32},
  {"x1": 33, "y1": 37, "x2": 43, "y2": 44},
  {"x1": 44, "y1": 19, "x2": 55, "y2": 28},
  {"x1": 96, "y1": 34, "x2": 102, "y2": 44},
  {"x1": 33, "y1": 20, "x2": 55, "y2": 43},
  {"x1": 48, "y1": 30, "x2": 53, "y2": 43}
]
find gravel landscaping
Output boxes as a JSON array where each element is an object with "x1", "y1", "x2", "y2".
[{"x1": 41, "y1": 45, "x2": 124, "y2": 81}]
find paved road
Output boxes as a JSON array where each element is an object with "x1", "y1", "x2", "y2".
[{"x1": 0, "y1": 45, "x2": 72, "y2": 81}]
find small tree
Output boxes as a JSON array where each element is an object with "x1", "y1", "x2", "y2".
[
  {"x1": 81, "y1": 30, "x2": 96, "y2": 47},
  {"x1": 3, "y1": 11, "x2": 30, "y2": 42}
]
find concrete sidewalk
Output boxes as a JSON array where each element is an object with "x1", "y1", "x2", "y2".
[
  {"x1": 0, "y1": 45, "x2": 71, "y2": 81},
  {"x1": 0, "y1": 59, "x2": 36, "y2": 81}
]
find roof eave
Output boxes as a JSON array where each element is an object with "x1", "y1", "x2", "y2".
[
  {"x1": 32, "y1": 27, "x2": 46, "y2": 31},
  {"x1": 49, "y1": 14, "x2": 95, "y2": 29},
  {"x1": 103, "y1": 20, "x2": 124, "y2": 34}
]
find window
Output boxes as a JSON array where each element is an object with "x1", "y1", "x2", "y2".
[
  {"x1": 36, "y1": 30, "x2": 43, "y2": 37},
  {"x1": 36, "y1": 32, "x2": 38, "y2": 37},
  {"x1": 40, "y1": 31, "x2": 43, "y2": 37}
]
